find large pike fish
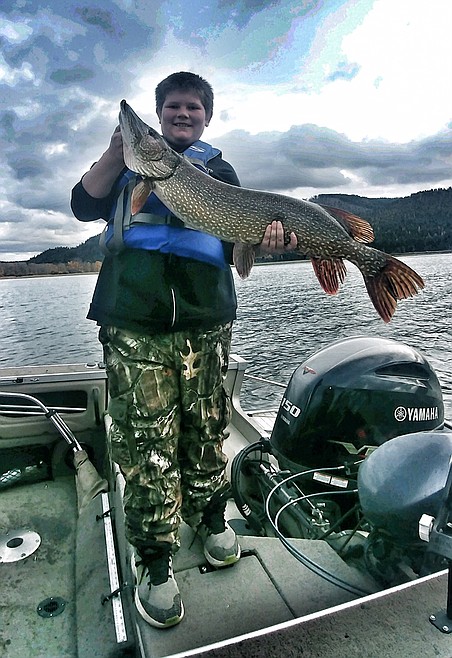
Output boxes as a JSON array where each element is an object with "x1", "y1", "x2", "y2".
[{"x1": 118, "y1": 100, "x2": 424, "y2": 322}]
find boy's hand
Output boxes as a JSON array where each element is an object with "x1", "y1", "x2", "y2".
[
  {"x1": 81, "y1": 125, "x2": 126, "y2": 198},
  {"x1": 106, "y1": 125, "x2": 125, "y2": 167},
  {"x1": 258, "y1": 221, "x2": 297, "y2": 255}
]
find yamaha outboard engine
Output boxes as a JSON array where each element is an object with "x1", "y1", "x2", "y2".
[
  {"x1": 232, "y1": 336, "x2": 446, "y2": 584},
  {"x1": 270, "y1": 336, "x2": 444, "y2": 473},
  {"x1": 357, "y1": 431, "x2": 452, "y2": 582}
]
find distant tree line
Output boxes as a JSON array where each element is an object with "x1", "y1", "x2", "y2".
[
  {"x1": 0, "y1": 235, "x2": 105, "y2": 277},
  {"x1": 0, "y1": 260, "x2": 102, "y2": 278},
  {"x1": 310, "y1": 187, "x2": 452, "y2": 254},
  {"x1": 1, "y1": 187, "x2": 451, "y2": 277}
]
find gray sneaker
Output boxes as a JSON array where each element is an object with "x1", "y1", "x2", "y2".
[
  {"x1": 199, "y1": 490, "x2": 241, "y2": 567},
  {"x1": 132, "y1": 551, "x2": 184, "y2": 628},
  {"x1": 199, "y1": 519, "x2": 241, "y2": 567}
]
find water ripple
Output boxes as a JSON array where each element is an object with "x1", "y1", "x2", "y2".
[
  {"x1": 232, "y1": 255, "x2": 452, "y2": 418},
  {"x1": 0, "y1": 255, "x2": 450, "y2": 418}
]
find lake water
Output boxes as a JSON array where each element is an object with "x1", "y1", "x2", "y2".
[{"x1": 0, "y1": 253, "x2": 451, "y2": 418}]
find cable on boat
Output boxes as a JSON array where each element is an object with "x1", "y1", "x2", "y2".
[
  {"x1": 243, "y1": 373, "x2": 287, "y2": 388},
  {"x1": 231, "y1": 441, "x2": 372, "y2": 597},
  {"x1": 231, "y1": 439, "x2": 272, "y2": 533},
  {"x1": 264, "y1": 467, "x2": 373, "y2": 597}
]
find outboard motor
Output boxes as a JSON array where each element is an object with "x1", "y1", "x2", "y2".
[
  {"x1": 359, "y1": 431, "x2": 452, "y2": 538},
  {"x1": 357, "y1": 431, "x2": 452, "y2": 582},
  {"x1": 232, "y1": 336, "x2": 447, "y2": 584},
  {"x1": 270, "y1": 336, "x2": 444, "y2": 473}
]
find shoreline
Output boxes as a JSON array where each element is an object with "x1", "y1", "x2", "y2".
[{"x1": 0, "y1": 250, "x2": 450, "y2": 281}]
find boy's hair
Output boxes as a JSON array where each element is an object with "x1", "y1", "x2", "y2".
[{"x1": 155, "y1": 72, "x2": 214, "y2": 121}]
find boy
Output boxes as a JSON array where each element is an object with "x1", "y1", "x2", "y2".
[{"x1": 71, "y1": 71, "x2": 296, "y2": 628}]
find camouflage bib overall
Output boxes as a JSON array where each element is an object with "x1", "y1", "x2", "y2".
[{"x1": 100, "y1": 322, "x2": 232, "y2": 554}]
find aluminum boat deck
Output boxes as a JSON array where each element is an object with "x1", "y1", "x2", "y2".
[{"x1": 1, "y1": 357, "x2": 451, "y2": 658}]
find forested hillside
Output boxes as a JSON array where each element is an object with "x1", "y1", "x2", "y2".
[
  {"x1": 311, "y1": 187, "x2": 452, "y2": 253},
  {"x1": 0, "y1": 187, "x2": 451, "y2": 277}
]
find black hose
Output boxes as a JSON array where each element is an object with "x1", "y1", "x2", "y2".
[
  {"x1": 230, "y1": 439, "x2": 272, "y2": 533},
  {"x1": 265, "y1": 468, "x2": 373, "y2": 597},
  {"x1": 275, "y1": 530, "x2": 372, "y2": 597}
]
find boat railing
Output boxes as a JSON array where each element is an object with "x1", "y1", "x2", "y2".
[{"x1": 243, "y1": 373, "x2": 286, "y2": 389}]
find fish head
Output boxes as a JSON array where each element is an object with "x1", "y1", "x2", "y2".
[{"x1": 119, "y1": 100, "x2": 180, "y2": 179}]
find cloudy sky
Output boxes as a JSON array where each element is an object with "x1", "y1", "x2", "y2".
[{"x1": 1, "y1": 0, "x2": 452, "y2": 261}]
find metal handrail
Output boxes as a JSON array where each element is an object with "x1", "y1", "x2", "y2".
[{"x1": 0, "y1": 391, "x2": 83, "y2": 452}]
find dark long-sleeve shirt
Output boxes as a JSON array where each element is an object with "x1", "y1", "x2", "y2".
[{"x1": 71, "y1": 154, "x2": 241, "y2": 333}]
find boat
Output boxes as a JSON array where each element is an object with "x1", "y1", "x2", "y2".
[{"x1": 2, "y1": 335, "x2": 452, "y2": 658}]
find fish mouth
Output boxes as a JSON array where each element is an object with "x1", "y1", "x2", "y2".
[
  {"x1": 119, "y1": 99, "x2": 141, "y2": 134},
  {"x1": 119, "y1": 99, "x2": 133, "y2": 121},
  {"x1": 120, "y1": 100, "x2": 142, "y2": 124},
  {"x1": 119, "y1": 100, "x2": 176, "y2": 174},
  {"x1": 119, "y1": 99, "x2": 158, "y2": 140}
]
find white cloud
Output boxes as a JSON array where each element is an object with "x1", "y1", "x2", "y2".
[
  {"x1": 0, "y1": 52, "x2": 34, "y2": 85},
  {"x1": 0, "y1": 16, "x2": 33, "y2": 43},
  {"x1": 202, "y1": 0, "x2": 452, "y2": 144},
  {"x1": 1, "y1": 0, "x2": 452, "y2": 261},
  {"x1": 337, "y1": 0, "x2": 452, "y2": 141}
]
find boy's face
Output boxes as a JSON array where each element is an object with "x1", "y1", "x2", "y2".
[{"x1": 157, "y1": 90, "x2": 210, "y2": 151}]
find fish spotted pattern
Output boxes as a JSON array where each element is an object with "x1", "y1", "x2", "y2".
[{"x1": 119, "y1": 100, "x2": 424, "y2": 322}]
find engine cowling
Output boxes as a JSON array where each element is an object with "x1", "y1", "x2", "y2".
[
  {"x1": 270, "y1": 336, "x2": 444, "y2": 472},
  {"x1": 358, "y1": 430, "x2": 452, "y2": 540}
]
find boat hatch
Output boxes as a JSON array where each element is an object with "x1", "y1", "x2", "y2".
[{"x1": 0, "y1": 528, "x2": 41, "y2": 563}]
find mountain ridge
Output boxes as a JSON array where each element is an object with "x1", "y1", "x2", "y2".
[{"x1": 1, "y1": 187, "x2": 451, "y2": 277}]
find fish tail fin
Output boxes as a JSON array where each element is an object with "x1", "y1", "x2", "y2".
[
  {"x1": 311, "y1": 257, "x2": 347, "y2": 294},
  {"x1": 364, "y1": 254, "x2": 425, "y2": 322},
  {"x1": 233, "y1": 243, "x2": 255, "y2": 279}
]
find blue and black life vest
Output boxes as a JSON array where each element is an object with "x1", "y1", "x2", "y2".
[{"x1": 100, "y1": 140, "x2": 228, "y2": 269}]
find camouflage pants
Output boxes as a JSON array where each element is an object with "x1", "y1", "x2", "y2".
[{"x1": 99, "y1": 323, "x2": 232, "y2": 555}]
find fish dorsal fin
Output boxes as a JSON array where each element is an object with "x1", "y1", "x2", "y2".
[
  {"x1": 311, "y1": 257, "x2": 347, "y2": 295},
  {"x1": 131, "y1": 179, "x2": 154, "y2": 215},
  {"x1": 320, "y1": 205, "x2": 374, "y2": 244}
]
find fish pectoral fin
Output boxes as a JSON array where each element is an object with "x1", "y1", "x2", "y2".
[
  {"x1": 320, "y1": 206, "x2": 374, "y2": 244},
  {"x1": 233, "y1": 243, "x2": 256, "y2": 279},
  {"x1": 131, "y1": 179, "x2": 154, "y2": 215},
  {"x1": 311, "y1": 257, "x2": 347, "y2": 295}
]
